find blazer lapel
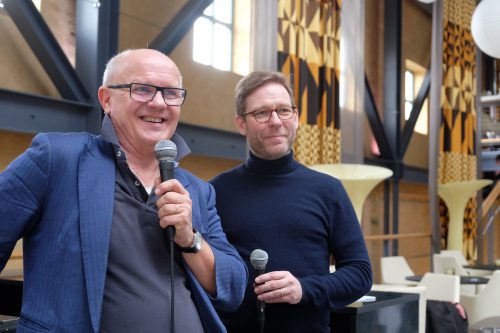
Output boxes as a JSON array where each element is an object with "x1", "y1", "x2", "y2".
[
  {"x1": 175, "y1": 167, "x2": 191, "y2": 189},
  {"x1": 78, "y1": 138, "x2": 115, "y2": 332}
]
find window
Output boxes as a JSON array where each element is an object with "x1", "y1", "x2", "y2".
[
  {"x1": 193, "y1": 0, "x2": 250, "y2": 75},
  {"x1": 404, "y1": 61, "x2": 428, "y2": 135},
  {"x1": 32, "y1": 0, "x2": 41, "y2": 10},
  {"x1": 404, "y1": 70, "x2": 414, "y2": 121},
  {"x1": 193, "y1": 0, "x2": 233, "y2": 71}
]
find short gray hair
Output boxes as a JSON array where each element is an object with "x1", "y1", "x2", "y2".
[
  {"x1": 234, "y1": 71, "x2": 295, "y2": 116},
  {"x1": 102, "y1": 49, "x2": 134, "y2": 86}
]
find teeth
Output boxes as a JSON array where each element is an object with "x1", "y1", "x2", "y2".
[{"x1": 143, "y1": 117, "x2": 162, "y2": 123}]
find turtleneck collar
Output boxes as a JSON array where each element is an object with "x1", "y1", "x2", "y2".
[{"x1": 244, "y1": 150, "x2": 300, "y2": 175}]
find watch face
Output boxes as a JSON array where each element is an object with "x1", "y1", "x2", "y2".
[
  {"x1": 192, "y1": 231, "x2": 202, "y2": 252},
  {"x1": 179, "y1": 231, "x2": 202, "y2": 253}
]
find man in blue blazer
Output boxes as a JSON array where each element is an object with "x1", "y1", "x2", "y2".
[{"x1": 0, "y1": 49, "x2": 247, "y2": 332}]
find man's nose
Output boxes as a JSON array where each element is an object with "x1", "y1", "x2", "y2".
[
  {"x1": 150, "y1": 90, "x2": 166, "y2": 106},
  {"x1": 268, "y1": 110, "x2": 282, "y2": 125}
]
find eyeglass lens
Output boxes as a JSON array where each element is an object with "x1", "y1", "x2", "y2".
[
  {"x1": 130, "y1": 83, "x2": 185, "y2": 106},
  {"x1": 252, "y1": 107, "x2": 294, "y2": 122}
]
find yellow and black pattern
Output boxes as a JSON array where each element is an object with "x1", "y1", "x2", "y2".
[
  {"x1": 439, "y1": 0, "x2": 478, "y2": 258},
  {"x1": 277, "y1": 0, "x2": 341, "y2": 166},
  {"x1": 463, "y1": 197, "x2": 478, "y2": 260}
]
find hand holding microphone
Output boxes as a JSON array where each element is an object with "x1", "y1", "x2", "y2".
[
  {"x1": 251, "y1": 248, "x2": 303, "y2": 306},
  {"x1": 155, "y1": 140, "x2": 177, "y2": 241},
  {"x1": 154, "y1": 140, "x2": 193, "y2": 247}
]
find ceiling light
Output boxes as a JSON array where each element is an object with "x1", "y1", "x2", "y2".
[{"x1": 471, "y1": 0, "x2": 500, "y2": 59}]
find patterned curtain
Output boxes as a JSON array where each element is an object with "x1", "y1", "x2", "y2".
[
  {"x1": 438, "y1": 0, "x2": 478, "y2": 259},
  {"x1": 277, "y1": 0, "x2": 341, "y2": 165}
]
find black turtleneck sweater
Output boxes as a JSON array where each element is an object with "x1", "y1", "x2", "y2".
[{"x1": 210, "y1": 151, "x2": 372, "y2": 333}]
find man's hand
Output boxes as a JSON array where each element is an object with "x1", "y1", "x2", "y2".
[
  {"x1": 155, "y1": 179, "x2": 193, "y2": 247},
  {"x1": 155, "y1": 178, "x2": 216, "y2": 294},
  {"x1": 254, "y1": 271, "x2": 302, "y2": 304}
]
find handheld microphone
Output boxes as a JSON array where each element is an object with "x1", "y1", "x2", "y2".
[
  {"x1": 250, "y1": 249, "x2": 269, "y2": 333},
  {"x1": 155, "y1": 139, "x2": 179, "y2": 333},
  {"x1": 154, "y1": 139, "x2": 178, "y2": 242}
]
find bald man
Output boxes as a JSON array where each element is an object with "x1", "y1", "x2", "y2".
[{"x1": 0, "y1": 49, "x2": 247, "y2": 333}]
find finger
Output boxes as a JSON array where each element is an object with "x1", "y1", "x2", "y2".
[
  {"x1": 255, "y1": 271, "x2": 287, "y2": 284},
  {"x1": 270, "y1": 288, "x2": 283, "y2": 299},
  {"x1": 155, "y1": 179, "x2": 190, "y2": 196},
  {"x1": 156, "y1": 191, "x2": 192, "y2": 210},
  {"x1": 158, "y1": 214, "x2": 175, "y2": 230},
  {"x1": 254, "y1": 277, "x2": 288, "y2": 296},
  {"x1": 158, "y1": 212, "x2": 185, "y2": 230},
  {"x1": 256, "y1": 285, "x2": 285, "y2": 302},
  {"x1": 167, "y1": 203, "x2": 181, "y2": 214},
  {"x1": 261, "y1": 286, "x2": 299, "y2": 304},
  {"x1": 158, "y1": 203, "x2": 179, "y2": 218},
  {"x1": 173, "y1": 203, "x2": 192, "y2": 217},
  {"x1": 158, "y1": 205, "x2": 190, "y2": 235}
]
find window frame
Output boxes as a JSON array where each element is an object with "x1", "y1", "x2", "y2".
[{"x1": 193, "y1": 0, "x2": 235, "y2": 72}]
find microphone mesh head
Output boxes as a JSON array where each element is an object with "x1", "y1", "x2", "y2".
[
  {"x1": 154, "y1": 140, "x2": 177, "y2": 162},
  {"x1": 250, "y1": 249, "x2": 268, "y2": 270}
]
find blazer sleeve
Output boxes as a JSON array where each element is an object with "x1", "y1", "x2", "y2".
[
  {"x1": 195, "y1": 180, "x2": 248, "y2": 312},
  {"x1": 0, "y1": 134, "x2": 51, "y2": 268}
]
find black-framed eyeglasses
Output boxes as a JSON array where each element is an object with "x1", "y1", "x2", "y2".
[
  {"x1": 107, "y1": 83, "x2": 187, "y2": 106},
  {"x1": 241, "y1": 106, "x2": 296, "y2": 123}
]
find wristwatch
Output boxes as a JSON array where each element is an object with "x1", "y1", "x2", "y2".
[{"x1": 178, "y1": 229, "x2": 202, "y2": 253}]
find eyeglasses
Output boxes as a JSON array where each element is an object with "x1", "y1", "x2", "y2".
[
  {"x1": 107, "y1": 83, "x2": 187, "y2": 106},
  {"x1": 241, "y1": 106, "x2": 296, "y2": 123}
]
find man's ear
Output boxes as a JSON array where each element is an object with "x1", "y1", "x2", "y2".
[
  {"x1": 235, "y1": 115, "x2": 247, "y2": 136},
  {"x1": 292, "y1": 107, "x2": 299, "y2": 131},
  {"x1": 98, "y1": 86, "x2": 112, "y2": 114}
]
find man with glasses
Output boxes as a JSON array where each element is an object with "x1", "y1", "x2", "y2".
[
  {"x1": 210, "y1": 71, "x2": 372, "y2": 333},
  {"x1": 0, "y1": 49, "x2": 247, "y2": 332}
]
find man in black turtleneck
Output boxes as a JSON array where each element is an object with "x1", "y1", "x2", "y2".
[{"x1": 210, "y1": 71, "x2": 373, "y2": 333}]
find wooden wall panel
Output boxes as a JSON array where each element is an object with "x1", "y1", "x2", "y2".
[
  {"x1": 181, "y1": 154, "x2": 242, "y2": 181},
  {"x1": 0, "y1": 130, "x2": 34, "y2": 171},
  {"x1": 363, "y1": 181, "x2": 432, "y2": 283}
]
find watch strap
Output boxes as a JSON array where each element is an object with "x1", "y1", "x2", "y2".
[{"x1": 178, "y1": 229, "x2": 202, "y2": 253}]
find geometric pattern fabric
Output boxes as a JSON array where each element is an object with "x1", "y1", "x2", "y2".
[
  {"x1": 277, "y1": 0, "x2": 341, "y2": 165},
  {"x1": 439, "y1": 0, "x2": 478, "y2": 259}
]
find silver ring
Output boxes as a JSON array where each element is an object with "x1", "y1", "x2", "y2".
[{"x1": 280, "y1": 288, "x2": 284, "y2": 297}]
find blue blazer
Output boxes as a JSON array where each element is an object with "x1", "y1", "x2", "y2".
[{"x1": 0, "y1": 133, "x2": 247, "y2": 333}]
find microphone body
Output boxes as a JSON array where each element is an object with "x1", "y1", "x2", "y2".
[
  {"x1": 253, "y1": 267, "x2": 266, "y2": 279},
  {"x1": 250, "y1": 249, "x2": 269, "y2": 333},
  {"x1": 154, "y1": 140, "x2": 178, "y2": 241},
  {"x1": 159, "y1": 159, "x2": 175, "y2": 184}
]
